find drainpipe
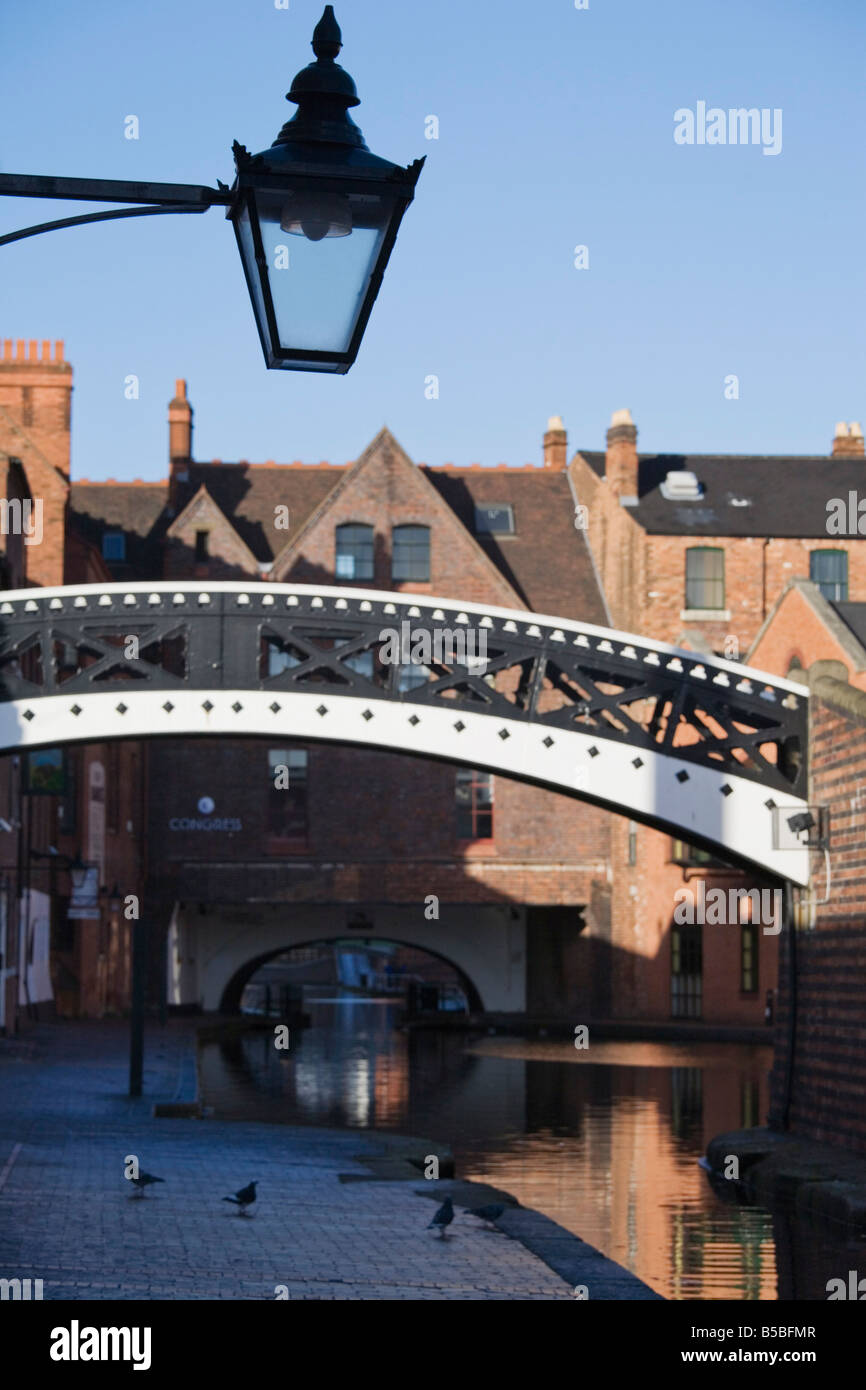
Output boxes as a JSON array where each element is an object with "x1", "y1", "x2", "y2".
[{"x1": 779, "y1": 879, "x2": 797, "y2": 1130}]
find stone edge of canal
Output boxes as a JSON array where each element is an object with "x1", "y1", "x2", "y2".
[{"x1": 191, "y1": 1018, "x2": 663, "y2": 1301}]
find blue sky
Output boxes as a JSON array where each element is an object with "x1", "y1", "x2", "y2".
[{"x1": 1, "y1": 0, "x2": 864, "y2": 480}]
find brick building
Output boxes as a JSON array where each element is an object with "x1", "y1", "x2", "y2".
[
  {"x1": 3, "y1": 345, "x2": 865, "y2": 1031},
  {"x1": 569, "y1": 409, "x2": 866, "y2": 1025},
  {"x1": 0, "y1": 341, "x2": 144, "y2": 1029},
  {"x1": 743, "y1": 579, "x2": 866, "y2": 1155}
]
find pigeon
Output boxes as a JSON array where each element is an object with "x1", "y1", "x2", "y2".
[
  {"x1": 129, "y1": 1172, "x2": 164, "y2": 1196},
  {"x1": 223, "y1": 1180, "x2": 257, "y2": 1214},
  {"x1": 427, "y1": 1196, "x2": 454, "y2": 1238},
  {"x1": 467, "y1": 1203, "x2": 505, "y2": 1229}
]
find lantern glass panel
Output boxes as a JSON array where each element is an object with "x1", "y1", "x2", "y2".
[{"x1": 253, "y1": 188, "x2": 396, "y2": 354}]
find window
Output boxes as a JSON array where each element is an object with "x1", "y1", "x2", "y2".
[
  {"x1": 396, "y1": 662, "x2": 431, "y2": 693},
  {"x1": 336, "y1": 523, "x2": 374, "y2": 581},
  {"x1": 741, "y1": 923, "x2": 758, "y2": 994},
  {"x1": 195, "y1": 531, "x2": 209, "y2": 562},
  {"x1": 106, "y1": 743, "x2": 119, "y2": 833},
  {"x1": 474, "y1": 504, "x2": 515, "y2": 535},
  {"x1": 671, "y1": 924, "x2": 702, "y2": 1019},
  {"x1": 102, "y1": 532, "x2": 126, "y2": 563},
  {"x1": 685, "y1": 547, "x2": 725, "y2": 610},
  {"x1": 810, "y1": 549, "x2": 848, "y2": 601},
  {"x1": 671, "y1": 839, "x2": 727, "y2": 868},
  {"x1": 392, "y1": 525, "x2": 430, "y2": 582},
  {"x1": 456, "y1": 769, "x2": 493, "y2": 840},
  {"x1": 58, "y1": 750, "x2": 77, "y2": 835},
  {"x1": 267, "y1": 748, "x2": 308, "y2": 843}
]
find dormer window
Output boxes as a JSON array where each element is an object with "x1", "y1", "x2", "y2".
[
  {"x1": 102, "y1": 532, "x2": 126, "y2": 563},
  {"x1": 474, "y1": 504, "x2": 515, "y2": 535}
]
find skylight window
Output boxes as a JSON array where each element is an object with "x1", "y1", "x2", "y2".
[{"x1": 475, "y1": 504, "x2": 515, "y2": 535}]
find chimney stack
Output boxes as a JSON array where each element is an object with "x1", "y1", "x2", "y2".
[
  {"x1": 169, "y1": 379, "x2": 193, "y2": 463},
  {"x1": 605, "y1": 408, "x2": 639, "y2": 502},
  {"x1": 832, "y1": 421, "x2": 865, "y2": 458},
  {"x1": 543, "y1": 415, "x2": 567, "y2": 470},
  {"x1": 0, "y1": 337, "x2": 72, "y2": 475}
]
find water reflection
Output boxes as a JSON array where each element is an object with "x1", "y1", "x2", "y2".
[{"x1": 198, "y1": 992, "x2": 864, "y2": 1300}]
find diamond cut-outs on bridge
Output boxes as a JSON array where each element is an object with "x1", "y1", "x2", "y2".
[
  {"x1": 454, "y1": 720, "x2": 466, "y2": 732},
  {"x1": 588, "y1": 746, "x2": 599, "y2": 758},
  {"x1": 70, "y1": 704, "x2": 82, "y2": 716},
  {"x1": 764, "y1": 798, "x2": 777, "y2": 810},
  {"x1": 317, "y1": 704, "x2": 328, "y2": 716},
  {"x1": 361, "y1": 709, "x2": 373, "y2": 721},
  {"x1": 676, "y1": 770, "x2": 689, "y2": 783},
  {"x1": 632, "y1": 757, "x2": 644, "y2": 769},
  {"x1": 498, "y1": 728, "x2": 510, "y2": 740},
  {"x1": 408, "y1": 715, "x2": 420, "y2": 726},
  {"x1": 542, "y1": 736, "x2": 554, "y2": 748},
  {"x1": 720, "y1": 784, "x2": 733, "y2": 797},
  {"x1": 116, "y1": 703, "x2": 128, "y2": 715},
  {"x1": 163, "y1": 701, "x2": 174, "y2": 713},
  {"x1": 232, "y1": 702, "x2": 243, "y2": 713},
  {"x1": 202, "y1": 701, "x2": 213, "y2": 713},
  {"x1": 23, "y1": 709, "x2": 34, "y2": 721},
  {"x1": 270, "y1": 702, "x2": 281, "y2": 714}
]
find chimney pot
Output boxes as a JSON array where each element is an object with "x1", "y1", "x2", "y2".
[
  {"x1": 543, "y1": 415, "x2": 567, "y2": 470},
  {"x1": 831, "y1": 420, "x2": 865, "y2": 457}
]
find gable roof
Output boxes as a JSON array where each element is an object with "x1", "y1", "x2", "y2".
[
  {"x1": 576, "y1": 451, "x2": 866, "y2": 538},
  {"x1": 426, "y1": 466, "x2": 607, "y2": 622},
  {"x1": 166, "y1": 482, "x2": 260, "y2": 571},
  {"x1": 748, "y1": 577, "x2": 866, "y2": 677},
  {"x1": 832, "y1": 601, "x2": 866, "y2": 653},
  {"x1": 64, "y1": 435, "x2": 606, "y2": 621},
  {"x1": 269, "y1": 428, "x2": 526, "y2": 608},
  {"x1": 169, "y1": 461, "x2": 345, "y2": 562}
]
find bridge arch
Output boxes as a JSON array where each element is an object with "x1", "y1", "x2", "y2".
[
  {"x1": 0, "y1": 581, "x2": 811, "y2": 882},
  {"x1": 168, "y1": 902, "x2": 521, "y2": 1014},
  {"x1": 218, "y1": 935, "x2": 485, "y2": 1015}
]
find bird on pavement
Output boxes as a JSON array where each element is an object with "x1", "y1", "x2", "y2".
[
  {"x1": 129, "y1": 1172, "x2": 164, "y2": 1197},
  {"x1": 427, "y1": 1196, "x2": 454, "y2": 1238},
  {"x1": 467, "y1": 1203, "x2": 506, "y2": 1229},
  {"x1": 223, "y1": 1180, "x2": 257, "y2": 1214}
]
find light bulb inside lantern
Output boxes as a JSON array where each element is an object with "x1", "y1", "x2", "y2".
[{"x1": 280, "y1": 192, "x2": 352, "y2": 241}]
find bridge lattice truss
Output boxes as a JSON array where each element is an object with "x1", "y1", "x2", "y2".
[{"x1": 0, "y1": 583, "x2": 810, "y2": 880}]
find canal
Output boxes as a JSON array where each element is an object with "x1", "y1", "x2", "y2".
[{"x1": 198, "y1": 991, "x2": 864, "y2": 1300}]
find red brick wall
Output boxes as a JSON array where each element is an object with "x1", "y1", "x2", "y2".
[
  {"x1": 750, "y1": 584, "x2": 866, "y2": 689},
  {"x1": 570, "y1": 451, "x2": 866, "y2": 657},
  {"x1": 145, "y1": 736, "x2": 610, "y2": 911},
  {"x1": 770, "y1": 679, "x2": 866, "y2": 1154}
]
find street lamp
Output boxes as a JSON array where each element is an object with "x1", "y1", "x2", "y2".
[
  {"x1": 0, "y1": 6, "x2": 423, "y2": 374},
  {"x1": 230, "y1": 6, "x2": 424, "y2": 372}
]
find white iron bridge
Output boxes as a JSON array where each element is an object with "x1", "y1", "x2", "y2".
[{"x1": 0, "y1": 581, "x2": 811, "y2": 883}]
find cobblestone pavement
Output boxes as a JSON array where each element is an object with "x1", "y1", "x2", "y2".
[{"x1": 0, "y1": 1021, "x2": 579, "y2": 1301}]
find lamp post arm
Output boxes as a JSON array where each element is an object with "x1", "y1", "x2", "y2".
[
  {"x1": 0, "y1": 172, "x2": 235, "y2": 247},
  {"x1": 0, "y1": 172, "x2": 233, "y2": 207},
  {"x1": 0, "y1": 203, "x2": 211, "y2": 248}
]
